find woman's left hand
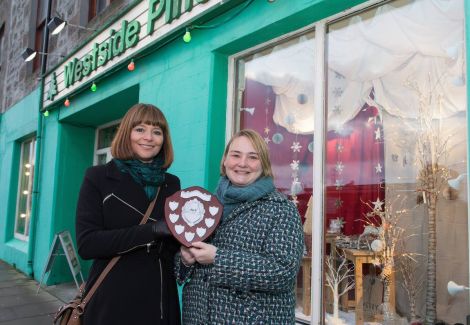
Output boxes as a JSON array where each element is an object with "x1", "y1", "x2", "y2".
[{"x1": 189, "y1": 242, "x2": 217, "y2": 265}]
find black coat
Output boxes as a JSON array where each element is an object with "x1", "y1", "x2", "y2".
[{"x1": 76, "y1": 160, "x2": 181, "y2": 325}]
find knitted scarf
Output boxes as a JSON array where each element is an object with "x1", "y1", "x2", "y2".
[
  {"x1": 215, "y1": 176, "x2": 275, "y2": 219},
  {"x1": 114, "y1": 156, "x2": 165, "y2": 200}
]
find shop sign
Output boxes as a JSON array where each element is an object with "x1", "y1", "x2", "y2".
[{"x1": 43, "y1": 0, "x2": 224, "y2": 108}]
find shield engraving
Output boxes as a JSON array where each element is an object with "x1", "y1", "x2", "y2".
[{"x1": 164, "y1": 186, "x2": 222, "y2": 247}]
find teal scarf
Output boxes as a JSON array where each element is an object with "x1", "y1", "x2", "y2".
[
  {"x1": 215, "y1": 176, "x2": 275, "y2": 219},
  {"x1": 114, "y1": 157, "x2": 165, "y2": 200}
]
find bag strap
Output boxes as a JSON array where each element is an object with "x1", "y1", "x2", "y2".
[{"x1": 80, "y1": 187, "x2": 161, "y2": 306}]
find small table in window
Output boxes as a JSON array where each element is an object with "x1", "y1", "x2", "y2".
[{"x1": 340, "y1": 248, "x2": 395, "y2": 325}]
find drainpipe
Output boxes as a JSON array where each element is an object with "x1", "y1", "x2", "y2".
[{"x1": 27, "y1": 0, "x2": 52, "y2": 277}]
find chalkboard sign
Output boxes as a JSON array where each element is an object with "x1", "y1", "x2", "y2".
[{"x1": 37, "y1": 230, "x2": 84, "y2": 293}]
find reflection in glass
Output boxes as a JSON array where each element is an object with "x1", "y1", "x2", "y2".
[
  {"x1": 235, "y1": 31, "x2": 315, "y2": 320},
  {"x1": 325, "y1": 0, "x2": 467, "y2": 324},
  {"x1": 15, "y1": 137, "x2": 36, "y2": 240}
]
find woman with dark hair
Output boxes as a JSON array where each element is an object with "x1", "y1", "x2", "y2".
[
  {"x1": 176, "y1": 129, "x2": 304, "y2": 325},
  {"x1": 76, "y1": 103, "x2": 181, "y2": 324}
]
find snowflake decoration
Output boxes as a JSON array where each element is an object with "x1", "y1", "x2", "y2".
[
  {"x1": 265, "y1": 98, "x2": 272, "y2": 105},
  {"x1": 335, "y1": 161, "x2": 345, "y2": 174},
  {"x1": 264, "y1": 127, "x2": 270, "y2": 135},
  {"x1": 291, "y1": 142, "x2": 302, "y2": 153},
  {"x1": 264, "y1": 137, "x2": 271, "y2": 144},
  {"x1": 375, "y1": 163, "x2": 382, "y2": 174},
  {"x1": 371, "y1": 197, "x2": 384, "y2": 211},
  {"x1": 375, "y1": 127, "x2": 381, "y2": 140},
  {"x1": 332, "y1": 105, "x2": 342, "y2": 115},
  {"x1": 335, "y1": 179, "x2": 343, "y2": 190},
  {"x1": 336, "y1": 143, "x2": 344, "y2": 153},
  {"x1": 334, "y1": 198, "x2": 344, "y2": 208},
  {"x1": 290, "y1": 160, "x2": 299, "y2": 171},
  {"x1": 332, "y1": 87, "x2": 343, "y2": 98}
]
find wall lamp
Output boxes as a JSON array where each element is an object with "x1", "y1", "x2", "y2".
[
  {"x1": 48, "y1": 16, "x2": 96, "y2": 35},
  {"x1": 448, "y1": 173, "x2": 467, "y2": 190},
  {"x1": 448, "y1": 280, "x2": 470, "y2": 296},
  {"x1": 22, "y1": 47, "x2": 65, "y2": 62}
]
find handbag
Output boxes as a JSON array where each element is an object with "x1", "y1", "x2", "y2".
[{"x1": 53, "y1": 188, "x2": 160, "y2": 325}]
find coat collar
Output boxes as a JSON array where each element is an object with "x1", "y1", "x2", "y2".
[{"x1": 105, "y1": 159, "x2": 124, "y2": 180}]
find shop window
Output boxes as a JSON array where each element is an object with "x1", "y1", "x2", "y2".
[
  {"x1": 233, "y1": 31, "x2": 315, "y2": 321},
  {"x1": 94, "y1": 122, "x2": 119, "y2": 165},
  {"x1": 324, "y1": 0, "x2": 467, "y2": 324},
  {"x1": 89, "y1": 0, "x2": 114, "y2": 21},
  {"x1": 14, "y1": 137, "x2": 36, "y2": 241}
]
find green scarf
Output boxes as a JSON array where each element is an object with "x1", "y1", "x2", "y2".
[
  {"x1": 215, "y1": 176, "x2": 275, "y2": 219},
  {"x1": 114, "y1": 156, "x2": 165, "y2": 200}
]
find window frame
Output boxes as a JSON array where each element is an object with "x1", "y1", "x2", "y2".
[
  {"x1": 93, "y1": 119, "x2": 121, "y2": 166},
  {"x1": 88, "y1": 0, "x2": 114, "y2": 21},
  {"x1": 226, "y1": 1, "x2": 409, "y2": 323},
  {"x1": 14, "y1": 136, "x2": 36, "y2": 241}
]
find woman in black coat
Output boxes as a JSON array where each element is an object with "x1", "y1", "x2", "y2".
[{"x1": 76, "y1": 103, "x2": 181, "y2": 325}]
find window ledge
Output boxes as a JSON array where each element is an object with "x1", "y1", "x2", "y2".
[{"x1": 6, "y1": 238, "x2": 28, "y2": 253}]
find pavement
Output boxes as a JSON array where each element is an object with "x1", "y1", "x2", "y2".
[{"x1": 0, "y1": 260, "x2": 77, "y2": 325}]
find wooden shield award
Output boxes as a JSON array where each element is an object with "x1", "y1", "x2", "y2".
[{"x1": 164, "y1": 186, "x2": 222, "y2": 247}]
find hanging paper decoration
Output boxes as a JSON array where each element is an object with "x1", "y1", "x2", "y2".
[
  {"x1": 308, "y1": 141, "x2": 313, "y2": 152},
  {"x1": 272, "y1": 133, "x2": 284, "y2": 144}
]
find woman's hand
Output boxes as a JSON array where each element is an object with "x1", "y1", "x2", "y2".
[
  {"x1": 180, "y1": 246, "x2": 196, "y2": 266},
  {"x1": 189, "y1": 242, "x2": 217, "y2": 265}
]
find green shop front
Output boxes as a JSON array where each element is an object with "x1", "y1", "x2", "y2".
[{"x1": 1, "y1": 0, "x2": 469, "y2": 323}]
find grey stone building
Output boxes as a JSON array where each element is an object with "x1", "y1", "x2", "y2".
[{"x1": 0, "y1": 0, "x2": 133, "y2": 113}]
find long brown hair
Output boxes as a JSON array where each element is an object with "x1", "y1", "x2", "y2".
[{"x1": 111, "y1": 103, "x2": 174, "y2": 167}]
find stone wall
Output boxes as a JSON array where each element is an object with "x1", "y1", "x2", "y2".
[{"x1": 0, "y1": 0, "x2": 133, "y2": 113}]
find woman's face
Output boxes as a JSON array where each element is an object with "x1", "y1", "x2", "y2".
[
  {"x1": 223, "y1": 136, "x2": 263, "y2": 186},
  {"x1": 130, "y1": 123, "x2": 164, "y2": 162}
]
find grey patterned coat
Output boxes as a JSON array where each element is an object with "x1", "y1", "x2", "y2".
[{"x1": 175, "y1": 190, "x2": 304, "y2": 325}]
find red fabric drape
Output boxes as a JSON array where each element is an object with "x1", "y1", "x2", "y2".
[
  {"x1": 241, "y1": 79, "x2": 313, "y2": 220},
  {"x1": 240, "y1": 79, "x2": 384, "y2": 233},
  {"x1": 325, "y1": 105, "x2": 384, "y2": 235}
]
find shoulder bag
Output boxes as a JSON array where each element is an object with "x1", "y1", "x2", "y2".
[{"x1": 53, "y1": 188, "x2": 160, "y2": 325}]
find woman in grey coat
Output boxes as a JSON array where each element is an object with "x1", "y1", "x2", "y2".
[{"x1": 175, "y1": 129, "x2": 304, "y2": 325}]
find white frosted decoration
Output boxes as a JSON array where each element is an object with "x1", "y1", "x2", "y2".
[
  {"x1": 371, "y1": 239, "x2": 384, "y2": 252},
  {"x1": 196, "y1": 227, "x2": 206, "y2": 237},
  {"x1": 175, "y1": 224, "x2": 185, "y2": 234},
  {"x1": 169, "y1": 214, "x2": 179, "y2": 223},
  {"x1": 169, "y1": 201, "x2": 179, "y2": 211},
  {"x1": 209, "y1": 206, "x2": 219, "y2": 216},
  {"x1": 180, "y1": 189, "x2": 212, "y2": 201},
  {"x1": 205, "y1": 218, "x2": 215, "y2": 228},
  {"x1": 181, "y1": 198, "x2": 205, "y2": 226},
  {"x1": 185, "y1": 232, "x2": 195, "y2": 242},
  {"x1": 446, "y1": 44, "x2": 459, "y2": 60},
  {"x1": 452, "y1": 75, "x2": 465, "y2": 87},
  {"x1": 447, "y1": 281, "x2": 470, "y2": 296}
]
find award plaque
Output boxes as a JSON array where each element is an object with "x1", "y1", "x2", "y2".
[{"x1": 164, "y1": 186, "x2": 222, "y2": 247}]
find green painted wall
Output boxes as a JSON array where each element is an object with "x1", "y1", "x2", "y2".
[
  {"x1": 0, "y1": 89, "x2": 39, "y2": 272},
  {"x1": 8, "y1": 0, "x2": 456, "y2": 284}
]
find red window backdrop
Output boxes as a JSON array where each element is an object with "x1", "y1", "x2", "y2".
[{"x1": 240, "y1": 79, "x2": 384, "y2": 234}]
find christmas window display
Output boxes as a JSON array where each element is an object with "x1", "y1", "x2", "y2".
[
  {"x1": 325, "y1": 0, "x2": 468, "y2": 324},
  {"x1": 234, "y1": 32, "x2": 315, "y2": 319}
]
